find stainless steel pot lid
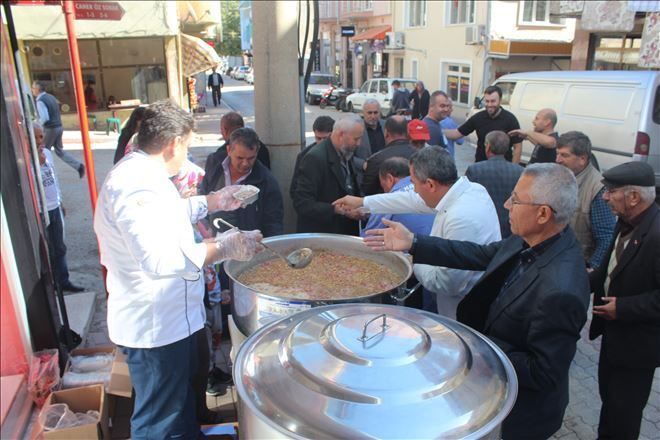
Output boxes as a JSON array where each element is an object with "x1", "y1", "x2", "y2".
[{"x1": 234, "y1": 304, "x2": 518, "y2": 439}]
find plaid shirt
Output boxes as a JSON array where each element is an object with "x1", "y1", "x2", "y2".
[{"x1": 589, "y1": 187, "x2": 616, "y2": 268}]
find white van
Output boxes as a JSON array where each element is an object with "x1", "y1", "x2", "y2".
[{"x1": 473, "y1": 71, "x2": 659, "y2": 188}]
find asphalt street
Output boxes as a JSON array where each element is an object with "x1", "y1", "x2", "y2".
[{"x1": 57, "y1": 77, "x2": 659, "y2": 440}]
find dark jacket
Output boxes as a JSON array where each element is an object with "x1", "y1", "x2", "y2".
[
  {"x1": 291, "y1": 138, "x2": 360, "y2": 235},
  {"x1": 355, "y1": 120, "x2": 384, "y2": 173},
  {"x1": 207, "y1": 72, "x2": 224, "y2": 87},
  {"x1": 389, "y1": 88, "x2": 410, "y2": 114},
  {"x1": 361, "y1": 139, "x2": 416, "y2": 196},
  {"x1": 199, "y1": 141, "x2": 271, "y2": 195},
  {"x1": 205, "y1": 158, "x2": 283, "y2": 238},
  {"x1": 289, "y1": 142, "x2": 318, "y2": 200},
  {"x1": 589, "y1": 203, "x2": 660, "y2": 368},
  {"x1": 465, "y1": 156, "x2": 524, "y2": 238},
  {"x1": 409, "y1": 89, "x2": 430, "y2": 120},
  {"x1": 413, "y1": 230, "x2": 590, "y2": 440}
]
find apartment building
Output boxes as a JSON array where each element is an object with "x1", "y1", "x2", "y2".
[{"x1": 387, "y1": 0, "x2": 576, "y2": 121}]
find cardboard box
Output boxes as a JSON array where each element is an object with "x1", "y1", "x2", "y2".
[
  {"x1": 66, "y1": 346, "x2": 132, "y2": 398},
  {"x1": 42, "y1": 385, "x2": 109, "y2": 439}
]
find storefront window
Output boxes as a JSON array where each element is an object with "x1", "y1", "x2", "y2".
[
  {"x1": 28, "y1": 37, "x2": 167, "y2": 113},
  {"x1": 592, "y1": 35, "x2": 644, "y2": 70},
  {"x1": 445, "y1": 64, "x2": 471, "y2": 105}
]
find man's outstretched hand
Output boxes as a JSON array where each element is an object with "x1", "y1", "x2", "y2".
[{"x1": 363, "y1": 219, "x2": 414, "y2": 252}]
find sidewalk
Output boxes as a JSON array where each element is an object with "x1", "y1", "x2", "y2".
[{"x1": 56, "y1": 100, "x2": 659, "y2": 440}]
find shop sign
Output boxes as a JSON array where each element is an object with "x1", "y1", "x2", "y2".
[
  {"x1": 341, "y1": 26, "x2": 356, "y2": 37},
  {"x1": 73, "y1": 1, "x2": 125, "y2": 21}
]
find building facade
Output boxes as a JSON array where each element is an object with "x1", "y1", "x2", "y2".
[
  {"x1": 387, "y1": 0, "x2": 576, "y2": 122},
  {"x1": 11, "y1": 1, "x2": 222, "y2": 126},
  {"x1": 319, "y1": 1, "x2": 393, "y2": 88}
]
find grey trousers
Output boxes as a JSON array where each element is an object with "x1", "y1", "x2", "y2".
[{"x1": 43, "y1": 125, "x2": 82, "y2": 171}]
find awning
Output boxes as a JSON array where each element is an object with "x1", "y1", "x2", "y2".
[
  {"x1": 489, "y1": 39, "x2": 572, "y2": 58},
  {"x1": 180, "y1": 33, "x2": 222, "y2": 77},
  {"x1": 351, "y1": 25, "x2": 391, "y2": 42}
]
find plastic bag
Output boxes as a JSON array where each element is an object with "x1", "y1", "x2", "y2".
[
  {"x1": 28, "y1": 349, "x2": 60, "y2": 407},
  {"x1": 69, "y1": 353, "x2": 113, "y2": 373},
  {"x1": 61, "y1": 371, "x2": 111, "y2": 389},
  {"x1": 39, "y1": 403, "x2": 100, "y2": 431}
]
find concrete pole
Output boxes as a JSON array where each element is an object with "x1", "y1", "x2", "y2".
[{"x1": 252, "y1": 1, "x2": 304, "y2": 233}]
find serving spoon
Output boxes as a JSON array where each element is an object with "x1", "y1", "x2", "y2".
[{"x1": 212, "y1": 217, "x2": 313, "y2": 269}]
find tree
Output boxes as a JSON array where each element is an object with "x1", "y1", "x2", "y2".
[{"x1": 219, "y1": 0, "x2": 242, "y2": 56}]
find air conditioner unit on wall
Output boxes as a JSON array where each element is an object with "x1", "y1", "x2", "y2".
[
  {"x1": 465, "y1": 25, "x2": 485, "y2": 45},
  {"x1": 385, "y1": 32, "x2": 405, "y2": 49}
]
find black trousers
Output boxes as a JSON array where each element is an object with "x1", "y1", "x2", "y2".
[
  {"x1": 597, "y1": 339, "x2": 655, "y2": 440},
  {"x1": 210, "y1": 85, "x2": 221, "y2": 106}
]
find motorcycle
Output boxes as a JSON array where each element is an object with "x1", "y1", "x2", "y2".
[
  {"x1": 334, "y1": 88, "x2": 355, "y2": 112},
  {"x1": 318, "y1": 84, "x2": 339, "y2": 109}
]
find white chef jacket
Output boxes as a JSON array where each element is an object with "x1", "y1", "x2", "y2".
[
  {"x1": 94, "y1": 151, "x2": 209, "y2": 348},
  {"x1": 364, "y1": 176, "x2": 501, "y2": 319}
]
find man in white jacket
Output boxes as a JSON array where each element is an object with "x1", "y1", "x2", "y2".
[{"x1": 334, "y1": 146, "x2": 501, "y2": 318}]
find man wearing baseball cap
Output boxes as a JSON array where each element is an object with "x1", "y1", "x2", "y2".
[
  {"x1": 589, "y1": 161, "x2": 659, "y2": 439},
  {"x1": 408, "y1": 119, "x2": 430, "y2": 150}
]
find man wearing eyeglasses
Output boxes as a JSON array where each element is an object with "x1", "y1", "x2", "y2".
[
  {"x1": 364, "y1": 163, "x2": 590, "y2": 440},
  {"x1": 589, "y1": 161, "x2": 659, "y2": 440}
]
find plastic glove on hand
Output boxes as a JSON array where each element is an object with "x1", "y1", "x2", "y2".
[
  {"x1": 215, "y1": 228, "x2": 263, "y2": 262},
  {"x1": 207, "y1": 186, "x2": 245, "y2": 213}
]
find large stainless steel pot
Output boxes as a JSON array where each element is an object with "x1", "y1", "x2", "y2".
[
  {"x1": 235, "y1": 304, "x2": 518, "y2": 439},
  {"x1": 225, "y1": 233, "x2": 413, "y2": 336}
]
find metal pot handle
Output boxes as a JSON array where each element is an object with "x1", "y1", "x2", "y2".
[
  {"x1": 358, "y1": 314, "x2": 388, "y2": 342},
  {"x1": 390, "y1": 282, "x2": 423, "y2": 304}
]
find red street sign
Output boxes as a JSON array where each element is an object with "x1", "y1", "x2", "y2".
[
  {"x1": 9, "y1": 1, "x2": 61, "y2": 5},
  {"x1": 73, "y1": 1, "x2": 125, "y2": 20}
]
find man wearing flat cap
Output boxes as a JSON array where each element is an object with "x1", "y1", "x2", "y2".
[{"x1": 589, "y1": 161, "x2": 660, "y2": 440}]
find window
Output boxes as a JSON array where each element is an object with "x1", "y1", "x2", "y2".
[
  {"x1": 411, "y1": 59, "x2": 419, "y2": 79},
  {"x1": 397, "y1": 58, "x2": 404, "y2": 77},
  {"x1": 406, "y1": 1, "x2": 426, "y2": 27},
  {"x1": 360, "y1": 81, "x2": 371, "y2": 93},
  {"x1": 519, "y1": 1, "x2": 564, "y2": 25},
  {"x1": 592, "y1": 36, "x2": 644, "y2": 70},
  {"x1": 495, "y1": 81, "x2": 517, "y2": 106},
  {"x1": 27, "y1": 37, "x2": 167, "y2": 113},
  {"x1": 449, "y1": 1, "x2": 475, "y2": 25},
  {"x1": 444, "y1": 64, "x2": 471, "y2": 105},
  {"x1": 379, "y1": 80, "x2": 389, "y2": 94},
  {"x1": 369, "y1": 81, "x2": 379, "y2": 93}
]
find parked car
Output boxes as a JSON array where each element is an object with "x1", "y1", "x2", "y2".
[
  {"x1": 245, "y1": 68, "x2": 254, "y2": 85},
  {"x1": 472, "y1": 71, "x2": 659, "y2": 188},
  {"x1": 306, "y1": 72, "x2": 337, "y2": 105},
  {"x1": 233, "y1": 66, "x2": 251, "y2": 80},
  {"x1": 345, "y1": 78, "x2": 417, "y2": 118}
]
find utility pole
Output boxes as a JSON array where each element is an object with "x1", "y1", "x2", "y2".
[{"x1": 252, "y1": 1, "x2": 305, "y2": 233}]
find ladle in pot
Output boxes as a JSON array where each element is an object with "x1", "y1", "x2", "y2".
[{"x1": 212, "y1": 218, "x2": 313, "y2": 269}]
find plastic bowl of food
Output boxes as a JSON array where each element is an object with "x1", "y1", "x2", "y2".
[{"x1": 233, "y1": 185, "x2": 260, "y2": 205}]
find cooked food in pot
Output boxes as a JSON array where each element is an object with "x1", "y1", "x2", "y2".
[{"x1": 236, "y1": 249, "x2": 402, "y2": 300}]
